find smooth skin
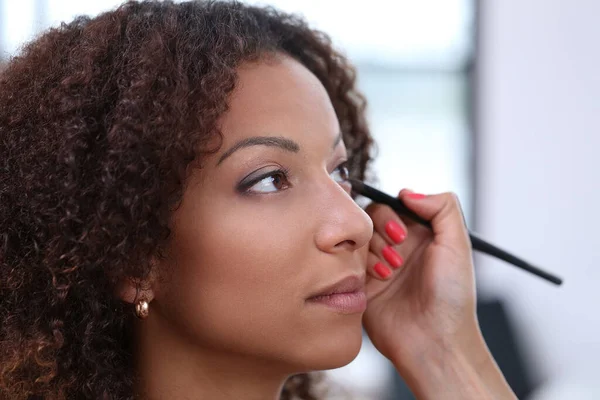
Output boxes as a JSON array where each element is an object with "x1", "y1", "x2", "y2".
[
  {"x1": 364, "y1": 192, "x2": 516, "y2": 399},
  {"x1": 118, "y1": 53, "x2": 516, "y2": 399}
]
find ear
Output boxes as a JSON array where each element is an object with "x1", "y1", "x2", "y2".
[{"x1": 114, "y1": 274, "x2": 156, "y2": 304}]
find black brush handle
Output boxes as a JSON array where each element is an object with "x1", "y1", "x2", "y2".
[{"x1": 349, "y1": 179, "x2": 563, "y2": 286}]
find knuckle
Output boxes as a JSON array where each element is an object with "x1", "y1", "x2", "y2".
[
  {"x1": 444, "y1": 192, "x2": 467, "y2": 225},
  {"x1": 363, "y1": 201, "x2": 379, "y2": 214},
  {"x1": 444, "y1": 191, "x2": 461, "y2": 208},
  {"x1": 364, "y1": 202, "x2": 392, "y2": 220},
  {"x1": 367, "y1": 251, "x2": 379, "y2": 263}
]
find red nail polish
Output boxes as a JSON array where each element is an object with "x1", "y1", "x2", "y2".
[
  {"x1": 374, "y1": 262, "x2": 392, "y2": 279},
  {"x1": 407, "y1": 193, "x2": 426, "y2": 199},
  {"x1": 382, "y1": 245, "x2": 403, "y2": 269},
  {"x1": 385, "y1": 220, "x2": 406, "y2": 244}
]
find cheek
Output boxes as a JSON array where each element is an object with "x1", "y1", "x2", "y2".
[
  {"x1": 192, "y1": 200, "x2": 303, "y2": 289},
  {"x1": 155, "y1": 192, "x2": 366, "y2": 370},
  {"x1": 157, "y1": 199, "x2": 310, "y2": 351}
]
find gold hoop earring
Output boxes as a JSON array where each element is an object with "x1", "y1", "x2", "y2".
[{"x1": 135, "y1": 299, "x2": 149, "y2": 319}]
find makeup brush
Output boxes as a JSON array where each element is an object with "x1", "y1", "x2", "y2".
[{"x1": 349, "y1": 179, "x2": 563, "y2": 286}]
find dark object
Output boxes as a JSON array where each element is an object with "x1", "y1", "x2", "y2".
[
  {"x1": 349, "y1": 179, "x2": 563, "y2": 285},
  {"x1": 477, "y1": 299, "x2": 536, "y2": 398}
]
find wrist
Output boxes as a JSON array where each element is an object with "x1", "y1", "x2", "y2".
[{"x1": 391, "y1": 323, "x2": 508, "y2": 399}]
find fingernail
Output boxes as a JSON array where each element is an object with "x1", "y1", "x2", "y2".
[
  {"x1": 373, "y1": 262, "x2": 392, "y2": 279},
  {"x1": 407, "y1": 193, "x2": 426, "y2": 199},
  {"x1": 382, "y1": 245, "x2": 403, "y2": 269},
  {"x1": 385, "y1": 220, "x2": 406, "y2": 244}
]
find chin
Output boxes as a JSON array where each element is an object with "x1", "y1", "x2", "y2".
[{"x1": 292, "y1": 316, "x2": 365, "y2": 371}]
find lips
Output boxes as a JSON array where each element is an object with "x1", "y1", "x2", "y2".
[
  {"x1": 306, "y1": 275, "x2": 367, "y2": 314},
  {"x1": 307, "y1": 275, "x2": 365, "y2": 299}
]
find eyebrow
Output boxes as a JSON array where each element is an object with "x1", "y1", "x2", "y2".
[{"x1": 216, "y1": 131, "x2": 343, "y2": 166}]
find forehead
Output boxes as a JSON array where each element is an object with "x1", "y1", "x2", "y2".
[{"x1": 217, "y1": 55, "x2": 340, "y2": 148}]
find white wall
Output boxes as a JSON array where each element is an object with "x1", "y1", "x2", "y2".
[{"x1": 477, "y1": 0, "x2": 600, "y2": 393}]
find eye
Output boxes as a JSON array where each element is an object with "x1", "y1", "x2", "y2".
[
  {"x1": 240, "y1": 169, "x2": 291, "y2": 194},
  {"x1": 238, "y1": 161, "x2": 349, "y2": 195},
  {"x1": 330, "y1": 161, "x2": 350, "y2": 184}
]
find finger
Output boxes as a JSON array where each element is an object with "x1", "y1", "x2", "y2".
[
  {"x1": 369, "y1": 231, "x2": 404, "y2": 270},
  {"x1": 367, "y1": 251, "x2": 393, "y2": 280},
  {"x1": 364, "y1": 202, "x2": 408, "y2": 246},
  {"x1": 399, "y1": 190, "x2": 470, "y2": 249}
]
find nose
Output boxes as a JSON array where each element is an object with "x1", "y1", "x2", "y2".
[{"x1": 313, "y1": 182, "x2": 373, "y2": 254}]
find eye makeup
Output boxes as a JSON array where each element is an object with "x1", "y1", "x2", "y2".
[
  {"x1": 236, "y1": 165, "x2": 291, "y2": 194},
  {"x1": 235, "y1": 160, "x2": 350, "y2": 196}
]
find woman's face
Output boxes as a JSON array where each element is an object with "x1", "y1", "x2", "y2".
[{"x1": 153, "y1": 55, "x2": 373, "y2": 372}]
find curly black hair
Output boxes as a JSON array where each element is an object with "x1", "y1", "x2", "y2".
[{"x1": 0, "y1": 1, "x2": 375, "y2": 398}]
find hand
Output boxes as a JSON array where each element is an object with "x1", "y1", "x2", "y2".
[
  {"x1": 362, "y1": 189, "x2": 476, "y2": 360},
  {"x1": 361, "y1": 189, "x2": 515, "y2": 399}
]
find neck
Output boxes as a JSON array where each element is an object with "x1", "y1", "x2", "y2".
[{"x1": 133, "y1": 317, "x2": 292, "y2": 400}]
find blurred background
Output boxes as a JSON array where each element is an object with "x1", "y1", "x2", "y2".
[{"x1": 1, "y1": 0, "x2": 598, "y2": 398}]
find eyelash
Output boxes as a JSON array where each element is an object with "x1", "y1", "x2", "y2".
[{"x1": 237, "y1": 161, "x2": 350, "y2": 195}]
